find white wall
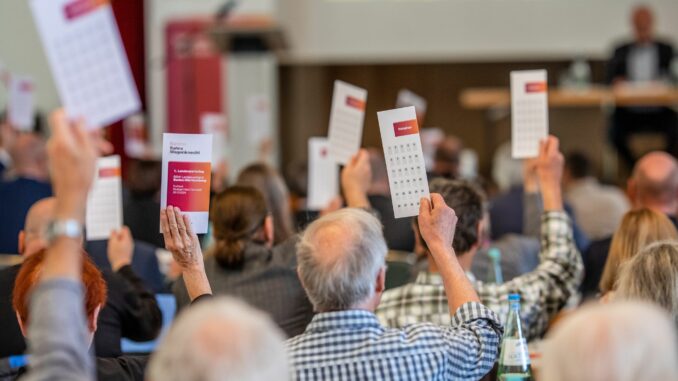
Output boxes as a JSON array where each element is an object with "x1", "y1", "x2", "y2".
[{"x1": 279, "y1": 0, "x2": 678, "y2": 63}]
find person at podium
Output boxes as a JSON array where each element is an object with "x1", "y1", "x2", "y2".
[{"x1": 607, "y1": 5, "x2": 676, "y2": 169}]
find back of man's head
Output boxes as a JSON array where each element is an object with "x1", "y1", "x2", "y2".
[
  {"x1": 9, "y1": 133, "x2": 47, "y2": 177},
  {"x1": 148, "y1": 297, "x2": 288, "y2": 381},
  {"x1": 565, "y1": 152, "x2": 592, "y2": 180},
  {"x1": 415, "y1": 178, "x2": 486, "y2": 255},
  {"x1": 541, "y1": 301, "x2": 678, "y2": 381},
  {"x1": 297, "y1": 208, "x2": 387, "y2": 311},
  {"x1": 19, "y1": 197, "x2": 56, "y2": 256},
  {"x1": 433, "y1": 136, "x2": 463, "y2": 179},
  {"x1": 629, "y1": 152, "x2": 678, "y2": 212}
]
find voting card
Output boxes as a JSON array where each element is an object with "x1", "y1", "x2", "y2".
[
  {"x1": 511, "y1": 70, "x2": 549, "y2": 158},
  {"x1": 30, "y1": 0, "x2": 141, "y2": 129},
  {"x1": 327, "y1": 80, "x2": 367, "y2": 164},
  {"x1": 8, "y1": 75, "x2": 35, "y2": 132},
  {"x1": 123, "y1": 114, "x2": 149, "y2": 159},
  {"x1": 200, "y1": 113, "x2": 228, "y2": 167},
  {"x1": 246, "y1": 94, "x2": 272, "y2": 144},
  {"x1": 396, "y1": 89, "x2": 427, "y2": 123},
  {"x1": 160, "y1": 133, "x2": 213, "y2": 234},
  {"x1": 377, "y1": 106, "x2": 430, "y2": 219},
  {"x1": 307, "y1": 137, "x2": 339, "y2": 210},
  {"x1": 86, "y1": 155, "x2": 122, "y2": 240}
]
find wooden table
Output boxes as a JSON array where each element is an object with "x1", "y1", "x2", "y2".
[
  {"x1": 459, "y1": 85, "x2": 678, "y2": 179},
  {"x1": 460, "y1": 85, "x2": 678, "y2": 110}
]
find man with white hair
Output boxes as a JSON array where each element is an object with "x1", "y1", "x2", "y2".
[
  {"x1": 147, "y1": 296, "x2": 288, "y2": 381},
  {"x1": 541, "y1": 301, "x2": 678, "y2": 381},
  {"x1": 286, "y1": 198, "x2": 503, "y2": 380}
]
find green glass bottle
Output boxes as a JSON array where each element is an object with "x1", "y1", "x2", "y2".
[{"x1": 497, "y1": 294, "x2": 533, "y2": 381}]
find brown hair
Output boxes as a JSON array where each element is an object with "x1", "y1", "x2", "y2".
[
  {"x1": 13, "y1": 250, "x2": 108, "y2": 324},
  {"x1": 599, "y1": 208, "x2": 678, "y2": 293},
  {"x1": 236, "y1": 163, "x2": 295, "y2": 244},
  {"x1": 211, "y1": 186, "x2": 269, "y2": 268}
]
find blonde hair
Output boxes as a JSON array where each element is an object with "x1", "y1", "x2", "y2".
[
  {"x1": 615, "y1": 240, "x2": 678, "y2": 326},
  {"x1": 599, "y1": 208, "x2": 678, "y2": 293}
]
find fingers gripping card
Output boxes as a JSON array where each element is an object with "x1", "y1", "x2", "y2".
[
  {"x1": 377, "y1": 106, "x2": 430, "y2": 219},
  {"x1": 511, "y1": 70, "x2": 549, "y2": 158}
]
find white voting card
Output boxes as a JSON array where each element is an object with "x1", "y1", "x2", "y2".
[
  {"x1": 86, "y1": 155, "x2": 122, "y2": 240},
  {"x1": 246, "y1": 94, "x2": 272, "y2": 144},
  {"x1": 30, "y1": 0, "x2": 140, "y2": 129},
  {"x1": 396, "y1": 89, "x2": 427, "y2": 122},
  {"x1": 327, "y1": 80, "x2": 368, "y2": 164},
  {"x1": 8, "y1": 75, "x2": 35, "y2": 131},
  {"x1": 377, "y1": 106, "x2": 430, "y2": 219},
  {"x1": 200, "y1": 113, "x2": 228, "y2": 166},
  {"x1": 307, "y1": 137, "x2": 339, "y2": 210},
  {"x1": 160, "y1": 133, "x2": 213, "y2": 234},
  {"x1": 511, "y1": 70, "x2": 549, "y2": 158}
]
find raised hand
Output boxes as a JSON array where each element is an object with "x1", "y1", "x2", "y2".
[
  {"x1": 47, "y1": 109, "x2": 98, "y2": 221},
  {"x1": 417, "y1": 193, "x2": 458, "y2": 253},
  {"x1": 536, "y1": 135, "x2": 564, "y2": 211},
  {"x1": 160, "y1": 206, "x2": 203, "y2": 271},
  {"x1": 108, "y1": 226, "x2": 134, "y2": 272},
  {"x1": 341, "y1": 149, "x2": 371, "y2": 208}
]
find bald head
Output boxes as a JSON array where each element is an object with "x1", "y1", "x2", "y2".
[
  {"x1": 632, "y1": 5, "x2": 654, "y2": 44},
  {"x1": 629, "y1": 152, "x2": 678, "y2": 213},
  {"x1": 19, "y1": 197, "x2": 56, "y2": 256},
  {"x1": 9, "y1": 133, "x2": 49, "y2": 180},
  {"x1": 297, "y1": 209, "x2": 388, "y2": 311}
]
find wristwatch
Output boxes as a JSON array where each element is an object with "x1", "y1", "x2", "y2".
[{"x1": 46, "y1": 219, "x2": 83, "y2": 244}]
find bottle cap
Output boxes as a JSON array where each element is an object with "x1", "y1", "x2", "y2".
[
  {"x1": 488, "y1": 248, "x2": 501, "y2": 259},
  {"x1": 508, "y1": 293, "x2": 520, "y2": 302}
]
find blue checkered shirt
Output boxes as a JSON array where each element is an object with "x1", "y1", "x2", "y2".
[
  {"x1": 286, "y1": 302, "x2": 502, "y2": 381},
  {"x1": 376, "y1": 211, "x2": 583, "y2": 341}
]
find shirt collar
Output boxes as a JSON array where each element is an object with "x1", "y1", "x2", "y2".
[
  {"x1": 415, "y1": 270, "x2": 477, "y2": 285},
  {"x1": 305, "y1": 310, "x2": 382, "y2": 333}
]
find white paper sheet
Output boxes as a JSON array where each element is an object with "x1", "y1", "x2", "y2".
[
  {"x1": 86, "y1": 155, "x2": 122, "y2": 240},
  {"x1": 396, "y1": 89, "x2": 427, "y2": 122},
  {"x1": 307, "y1": 137, "x2": 339, "y2": 210},
  {"x1": 30, "y1": 0, "x2": 140, "y2": 129},
  {"x1": 160, "y1": 133, "x2": 213, "y2": 234},
  {"x1": 200, "y1": 113, "x2": 228, "y2": 167},
  {"x1": 377, "y1": 106, "x2": 430, "y2": 219},
  {"x1": 246, "y1": 94, "x2": 272, "y2": 144},
  {"x1": 8, "y1": 75, "x2": 35, "y2": 131},
  {"x1": 511, "y1": 70, "x2": 549, "y2": 158},
  {"x1": 327, "y1": 80, "x2": 367, "y2": 164}
]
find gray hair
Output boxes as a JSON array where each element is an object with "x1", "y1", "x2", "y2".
[
  {"x1": 615, "y1": 240, "x2": 678, "y2": 326},
  {"x1": 297, "y1": 208, "x2": 387, "y2": 311},
  {"x1": 541, "y1": 301, "x2": 678, "y2": 381},
  {"x1": 147, "y1": 297, "x2": 288, "y2": 381}
]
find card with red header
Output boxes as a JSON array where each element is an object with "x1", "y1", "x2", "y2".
[
  {"x1": 327, "y1": 80, "x2": 368, "y2": 165},
  {"x1": 307, "y1": 137, "x2": 339, "y2": 210},
  {"x1": 86, "y1": 155, "x2": 122, "y2": 240},
  {"x1": 511, "y1": 70, "x2": 549, "y2": 158},
  {"x1": 8, "y1": 75, "x2": 35, "y2": 132},
  {"x1": 377, "y1": 106, "x2": 430, "y2": 219},
  {"x1": 30, "y1": 0, "x2": 140, "y2": 129},
  {"x1": 160, "y1": 133, "x2": 213, "y2": 234}
]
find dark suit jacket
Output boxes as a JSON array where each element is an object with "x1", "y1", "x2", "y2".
[
  {"x1": 606, "y1": 40, "x2": 674, "y2": 83},
  {"x1": 86, "y1": 240, "x2": 165, "y2": 293},
  {"x1": 3, "y1": 356, "x2": 148, "y2": 381},
  {"x1": 0, "y1": 178, "x2": 52, "y2": 254},
  {"x1": 0, "y1": 264, "x2": 161, "y2": 358}
]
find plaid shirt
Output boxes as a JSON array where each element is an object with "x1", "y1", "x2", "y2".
[
  {"x1": 376, "y1": 211, "x2": 583, "y2": 341},
  {"x1": 286, "y1": 302, "x2": 502, "y2": 381}
]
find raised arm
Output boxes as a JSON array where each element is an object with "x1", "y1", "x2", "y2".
[
  {"x1": 161, "y1": 206, "x2": 212, "y2": 302},
  {"x1": 107, "y1": 227, "x2": 162, "y2": 341},
  {"x1": 341, "y1": 149, "x2": 372, "y2": 209},
  {"x1": 24, "y1": 110, "x2": 98, "y2": 381}
]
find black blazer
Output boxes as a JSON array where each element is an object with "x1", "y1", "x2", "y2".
[{"x1": 606, "y1": 40, "x2": 675, "y2": 84}]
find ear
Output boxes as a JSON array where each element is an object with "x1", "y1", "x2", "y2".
[
  {"x1": 89, "y1": 304, "x2": 102, "y2": 333},
  {"x1": 263, "y1": 216, "x2": 274, "y2": 247},
  {"x1": 475, "y1": 219, "x2": 486, "y2": 249},
  {"x1": 375, "y1": 266, "x2": 386, "y2": 295},
  {"x1": 18, "y1": 231, "x2": 25, "y2": 255},
  {"x1": 16, "y1": 312, "x2": 27, "y2": 337}
]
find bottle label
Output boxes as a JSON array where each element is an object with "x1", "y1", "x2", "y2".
[{"x1": 501, "y1": 338, "x2": 530, "y2": 367}]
